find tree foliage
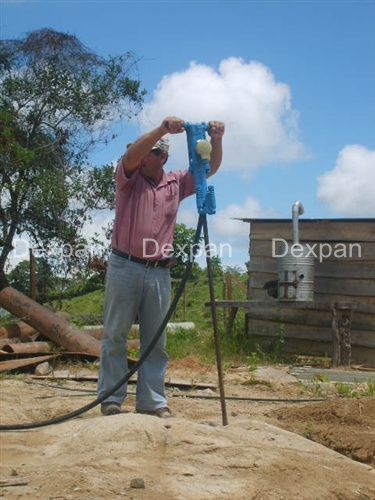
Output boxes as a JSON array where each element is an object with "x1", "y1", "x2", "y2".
[
  {"x1": 6, "y1": 257, "x2": 54, "y2": 303},
  {"x1": 170, "y1": 223, "x2": 203, "y2": 279},
  {"x1": 0, "y1": 28, "x2": 145, "y2": 286}
]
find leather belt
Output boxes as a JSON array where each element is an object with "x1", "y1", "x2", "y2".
[{"x1": 112, "y1": 248, "x2": 169, "y2": 268}]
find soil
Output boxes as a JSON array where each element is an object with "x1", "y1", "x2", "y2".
[{"x1": 1, "y1": 356, "x2": 374, "y2": 500}]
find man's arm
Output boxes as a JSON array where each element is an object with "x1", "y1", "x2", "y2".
[
  {"x1": 121, "y1": 116, "x2": 185, "y2": 176},
  {"x1": 207, "y1": 121, "x2": 225, "y2": 177}
]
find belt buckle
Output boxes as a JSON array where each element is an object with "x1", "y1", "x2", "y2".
[
  {"x1": 144, "y1": 259, "x2": 156, "y2": 268},
  {"x1": 145, "y1": 259, "x2": 159, "y2": 268}
]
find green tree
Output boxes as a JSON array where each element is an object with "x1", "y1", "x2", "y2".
[
  {"x1": 204, "y1": 255, "x2": 224, "y2": 279},
  {"x1": 171, "y1": 223, "x2": 203, "y2": 279},
  {"x1": 6, "y1": 261, "x2": 30, "y2": 296},
  {"x1": 224, "y1": 265, "x2": 248, "y2": 278},
  {"x1": 6, "y1": 257, "x2": 54, "y2": 302},
  {"x1": 0, "y1": 28, "x2": 145, "y2": 287}
]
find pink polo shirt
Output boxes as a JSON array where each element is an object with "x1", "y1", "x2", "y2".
[{"x1": 111, "y1": 162, "x2": 196, "y2": 260}]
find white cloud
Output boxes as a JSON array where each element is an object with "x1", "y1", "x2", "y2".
[
  {"x1": 317, "y1": 145, "x2": 375, "y2": 216},
  {"x1": 138, "y1": 57, "x2": 308, "y2": 174},
  {"x1": 175, "y1": 196, "x2": 279, "y2": 269},
  {"x1": 212, "y1": 196, "x2": 279, "y2": 238},
  {"x1": 178, "y1": 196, "x2": 277, "y2": 239},
  {"x1": 86, "y1": 210, "x2": 114, "y2": 236},
  {"x1": 177, "y1": 207, "x2": 198, "y2": 228}
]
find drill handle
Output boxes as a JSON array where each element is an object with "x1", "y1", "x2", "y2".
[{"x1": 183, "y1": 121, "x2": 216, "y2": 215}]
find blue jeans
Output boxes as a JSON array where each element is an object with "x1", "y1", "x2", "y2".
[{"x1": 97, "y1": 253, "x2": 171, "y2": 411}]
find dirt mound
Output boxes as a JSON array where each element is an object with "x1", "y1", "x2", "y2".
[
  {"x1": 269, "y1": 397, "x2": 375, "y2": 466},
  {"x1": 1, "y1": 411, "x2": 375, "y2": 500},
  {"x1": 1, "y1": 361, "x2": 375, "y2": 499}
]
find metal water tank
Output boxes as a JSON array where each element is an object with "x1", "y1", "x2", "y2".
[{"x1": 277, "y1": 202, "x2": 315, "y2": 301}]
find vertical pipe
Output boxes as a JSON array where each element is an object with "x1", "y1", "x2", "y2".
[{"x1": 292, "y1": 201, "x2": 304, "y2": 244}]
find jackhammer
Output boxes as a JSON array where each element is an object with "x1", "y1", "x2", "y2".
[
  {"x1": 184, "y1": 121, "x2": 216, "y2": 215},
  {"x1": 184, "y1": 121, "x2": 228, "y2": 425}
]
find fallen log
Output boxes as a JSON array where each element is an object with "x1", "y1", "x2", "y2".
[{"x1": 0, "y1": 287, "x2": 101, "y2": 357}]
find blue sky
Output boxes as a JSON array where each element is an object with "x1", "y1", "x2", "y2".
[{"x1": 1, "y1": 0, "x2": 375, "y2": 269}]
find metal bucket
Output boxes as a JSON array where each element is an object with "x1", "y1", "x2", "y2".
[{"x1": 278, "y1": 245, "x2": 314, "y2": 301}]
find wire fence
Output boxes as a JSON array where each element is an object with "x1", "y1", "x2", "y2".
[{"x1": 170, "y1": 274, "x2": 248, "y2": 324}]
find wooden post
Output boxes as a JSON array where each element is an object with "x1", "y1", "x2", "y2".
[
  {"x1": 29, "y1": 248, "x2": 36, "y2": 301},
  {"x1": 331, "y1": 306, "x2": 340, "y2": 367},
  {"x1": 225, "y1": 307, "x2": 239, "y2": 336},
  {"x1": 331, "y1": 302, "x2": 356, "y2": 367},
  {"x1": 222, "y1": 277, "x2": 227, "y2": 323},
  {"x1": 226, "y1": 273, "x2": 233, "y2": 300},
  {"x1": 183, "y1": 285, "x2": 187, "y2": 321},
  {"x1": 225, "y1": 273, "x2": 235, "y2": 336}
]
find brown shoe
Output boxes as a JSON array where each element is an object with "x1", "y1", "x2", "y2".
[
  {"x1": 101, "y1": 402, "x2": 121, "y2": 416},
  {"x1": 137, "y1": 407, "x2": 173, "y2": 419}
]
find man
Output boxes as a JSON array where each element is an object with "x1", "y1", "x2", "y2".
[{"x1": 98, "y1": 116, "x2": 225, "y2": 418}]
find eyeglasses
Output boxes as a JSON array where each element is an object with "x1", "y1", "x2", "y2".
[{"x1": 151, "y1": 149, "x2": 164, "y2": 156}]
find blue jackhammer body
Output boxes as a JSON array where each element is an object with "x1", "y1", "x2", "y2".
[{"x1": 184, "y1": 121, "x2": 216, "y2": 215}]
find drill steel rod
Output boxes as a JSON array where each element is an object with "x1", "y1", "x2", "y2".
[{"x1": 202, "y1": 215, "x2": 229, "y2": 426}]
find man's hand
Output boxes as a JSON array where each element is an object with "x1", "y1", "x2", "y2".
[
  {"x1": 162, "y1": 116, "x2": 185, "y2": 134},
  {"x1": 207, "y1": 121, "x2": 224, "y2": 176},
  {"x1": 208, "y1": 121, "x2": 225, "y2": 139}
]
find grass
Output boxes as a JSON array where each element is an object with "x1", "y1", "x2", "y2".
[
  {"x1": 166, "y1": 327, "x2": 200, "y2": 359},
  {"x1": 242, "y1": 376, "x2": 273, "y2": 388},
  {"x1": 46, "y1": 275, "x2": 288, "y2": 366},
  {"x1": 4, "y1": 274, "x2": 302, "y2": 368},
  {"x1": 300, "y1": 377, "x2": 375, "y2": 399},
  {"x1": 47, "y1": 276, "x2": 250, "y2": 359},
  {"x1": 366, "y1": 381, "x2": 375, "y2": 396},
  {"x1": 50, "y1": 277, "x2": 239, "y2": 327},
  {"x1": 303, "y1": 423, "x2": 315, "y2": 440},
  {"x1": 52, "y1": 288, "x2": 105, "y2": 323},
  {"x1": 334, "y1": 380, "x2": 375, "y2": 398}
]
